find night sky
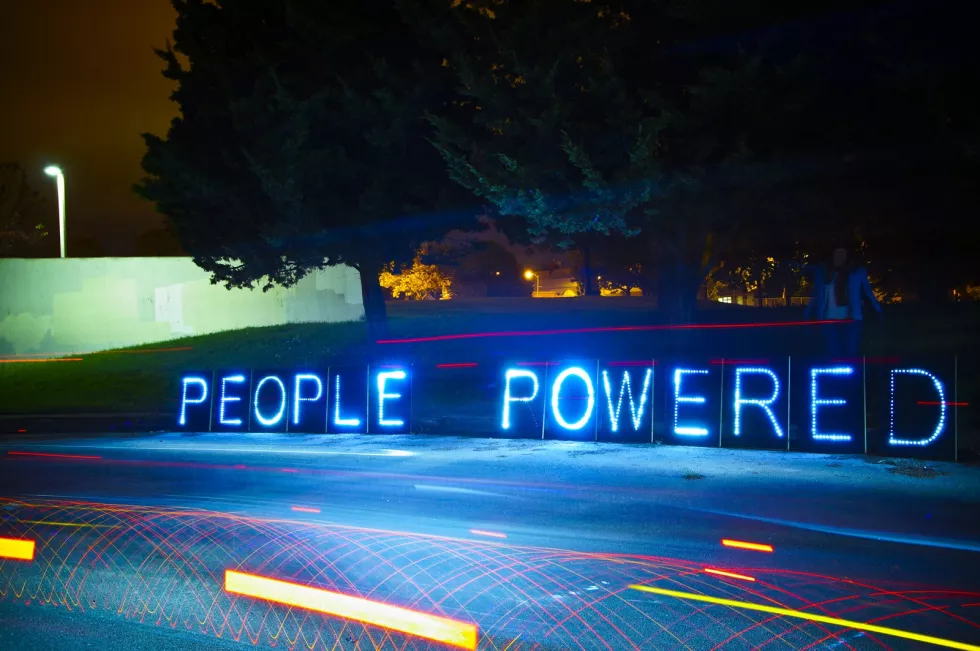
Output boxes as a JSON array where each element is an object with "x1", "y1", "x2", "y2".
[{"x1": 0, "y1": 0, "x2": 177, "y2": 254}]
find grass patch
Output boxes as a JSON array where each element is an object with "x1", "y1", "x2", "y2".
[{"x1": 0, "y1": 322, "x2": 366, "y2": 414}]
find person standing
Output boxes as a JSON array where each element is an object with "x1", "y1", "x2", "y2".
[{"x1": 804, "y1": 247, "x2": 882, "y2": 357}]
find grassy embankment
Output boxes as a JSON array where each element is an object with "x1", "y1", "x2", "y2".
[{"x1": 0, "y1": 298, "x2": 975, "y2": 429}]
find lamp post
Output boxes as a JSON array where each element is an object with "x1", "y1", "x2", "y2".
[
  {"x1": 43, "y1": 165, "x2": 66, "y2": 258},
  {"x1": 524, "y1": 269, "x2": 540, "y2": 297}
]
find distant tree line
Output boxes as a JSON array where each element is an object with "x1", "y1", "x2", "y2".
[{"x1": 136, "y1": 0, "x2": 979, "y2": 337}]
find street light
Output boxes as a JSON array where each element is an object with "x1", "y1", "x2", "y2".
[
  {"x1": 43, "y1": 165, "x2": 66, "y2": 258},
  {"x1": 524, "y1": 269, "x2": 540, "y2": 297}
]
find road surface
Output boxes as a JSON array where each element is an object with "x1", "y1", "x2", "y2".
[{"x1": 1, "y1": 432, "x2": 979, "y2": 650}]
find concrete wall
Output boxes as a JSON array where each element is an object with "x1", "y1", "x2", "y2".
[{"x1": 0, "y1": 258, "x2": 364, "y2": 355}]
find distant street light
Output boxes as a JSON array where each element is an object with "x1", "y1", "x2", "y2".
[
  {"x1": 524, "y1": 269, "x2": 540, "y2": 297},
  {"x1": 43, "y1": 165, "x2": 66, "y2": 258}
]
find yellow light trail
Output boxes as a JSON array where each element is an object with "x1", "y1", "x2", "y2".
[
  {"x1": 722, "y1": 538, "x2": 774, "y2": 552},
  {"x1": 630, "y1": 585, "x2": 980, "y2": 651},
  {"x1": 19, "y1": 520, "x2": 119, "y2": 529},
  {"x1": 225, "y1": 570, "x2": 478, "y2": 650},
  {"x1": 0, "y1": 537, "x2": 35, "y2": 561},
  {"x1": 704, "y1": 568, "x2": 756, "y2": 582}
]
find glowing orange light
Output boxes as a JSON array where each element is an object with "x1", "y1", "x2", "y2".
[
  {"x1": 0, "y1": 357, "x2": 83, "y2": 364},
  {"x1": 721, "y1": 539, "x2": 773, "y2": 553},
  {"x1": 291, "y1": 506, "x2": 321, "y2": 513},
  {"x1": 469, "y1": 529, "x2": 507, "y2": 539},
  {"x1": 0, "y1": 537, "x2": 35, "y2": 561},
  {"x1": 0, "y1": 346, "x2": 191, "y2": 358},
  {"x1": 98, "y1": 346, "x2": 193, "y2": 355},
  {"x1": 224, "y1": 570, "x2": 478, "y2": 649},
  {"x1": 704, "y1": 568, "x2": 756, "y2": 582}
]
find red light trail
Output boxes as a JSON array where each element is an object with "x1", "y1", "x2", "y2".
[
  {"x1": 7, "y1": 451, "x2": 102, "y2": 460},
  {"x1": 376, "y1": 319, "x2": 844, "y2": 344}
]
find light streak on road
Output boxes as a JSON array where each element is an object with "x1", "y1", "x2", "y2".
[
  {"x1": 630, "y1": 585, "x2": 980, "y2": 651},
  {"x1": 722, "y1": 538, "x2": 774, "y2": 552},
  {"x1": 704, "y1": 568, "x2": 756, "y2": 582},
  {"x1": 224, "y1": 570, "x2": 478, "y2": 649},
  {"x1": 291, "y1": 506, "x2": 321, "y2": 513},
  {"x1": 19, "y1": 520, "x2": 120, "y2": 529},
  {"x1": 0, "y1": 537, "x2": 35, "y2": 561},
  {"x1": 8, "y1": 451, "x2": 102, "y2": 460},
  {"x1": 469, "y1": 529, "x2": 508, "y2": 539}
]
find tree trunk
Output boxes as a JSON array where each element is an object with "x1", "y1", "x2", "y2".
[
  {"x1": 358, "y1": 264, "x2": 390, "y2": 342},
  {"x1": 581, "y1": 244, "x2": 597, "y2": 296},
  {"x1": 658, "y1": 260, "x2": 701, "y2": 324}
]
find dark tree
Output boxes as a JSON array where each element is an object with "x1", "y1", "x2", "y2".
[
  {"x1": 420, "y1": 0, "x2": 818, "y2": 321},
  {"x1": 0, "y1": 163, "x2": 46, "y2": 257},
  {"x1": 137, "y1": 0, "x2": 475, "y2": 340}
]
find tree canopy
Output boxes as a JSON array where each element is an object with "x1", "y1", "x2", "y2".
[
  {"x1": 420, "y1": 0, "x2": 979, "y2": 316},
  {"x1": 137, "y1": 0, "x2": 476, "y2": 339},
  {"x1": 0, "y1": 163, "x2": 46, "y2": 257},
  {"x1": 138, "y1": 0, "x2": 979, "y2": 329}
]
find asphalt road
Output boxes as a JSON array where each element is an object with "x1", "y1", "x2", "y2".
[{"x1": 1, "y1": 433, "x2": 979, "y2": 650}]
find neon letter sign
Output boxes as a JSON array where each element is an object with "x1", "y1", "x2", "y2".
[
  {"x1": 550, "y1": 367, "x2": 595, "y2": 431},
  {"x1": 674, "y1": 368, "x2": 709, "y2": 436},
  {"x1": 292, "y1": 374, "x2": 323, "y2": 426},
  {"x1": 602, "y1": 369, "x2": 651, "y2": 432},
  {"x1": 253, "y1": 375, "x2": 287, "y2": 427},
  {"x1": 376, "y1": 370, "x2": 407, "y2": 428},
  {"x1": 178, "y1": 376, "x2": 208, "y2": 426},
  {"x1": 218, "y1": 374, "x2": 246, "y2": 426},
  {"x1": 810, "y1": 366, "x2": 854, "y2": 442},
  {"x1": 889, "y1": 368, "x2": 946, "y2": 446},
  {"x1": 502, "y1": 369, "x2": 539, "y2": 430},
  {"x1": 333, "y1": 375, "x2": 361, "y2": 428},
  {"x1": 733, "y1": 367, "x2": 783, "y2": 437}
]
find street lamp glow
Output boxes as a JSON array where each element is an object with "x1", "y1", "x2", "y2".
[
  {"x1": 44, "y1": 165, "x2": 66, "y2": 258},
  {"x1": 524, "y1": 269, "x2": 540, "y2": 297}
]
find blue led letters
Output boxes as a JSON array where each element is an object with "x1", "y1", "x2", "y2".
[
  {"x1": 673, "y1": 369, "x2": 709, "y2": 436},
  {"x1": 502, "y1": 369, "x2": 539, "y2": 430},
  {"x1": 218, "y1": 374, "x2": 246, "y2": 426},
  {"x1": 333, "y1": 375, "x2": 361, "y2": 428},
  {"x1": 550, "y1": 367, "x2": 596, "y2": 431},
  {"x1": 179, "y1": 377, "x2": 208, "y2": 426},
  {"x1": 733, "y1": 368, "x2": 783, "y2": 438},
  {"x1": 253, "y1": 375, "x2": 287, "y2": 427},
  {"x1": 889, "y1": 368, "x2": 946, "y2": 447},
  {"x1": 810, "y1": 366, "x2": 854, "y2": 442},
  {"x1": 174, "y1": 359, "x2": 956, "y2": 461},
  {"x1": 292, "y1": 374, "x2": 323, "y2": 426},
  {"x1": 602, "y1": 369, "x2": 651, "y2": 432},
  {"x1": 376, "y1": 370, "x2": 407, "y2": 428}
]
